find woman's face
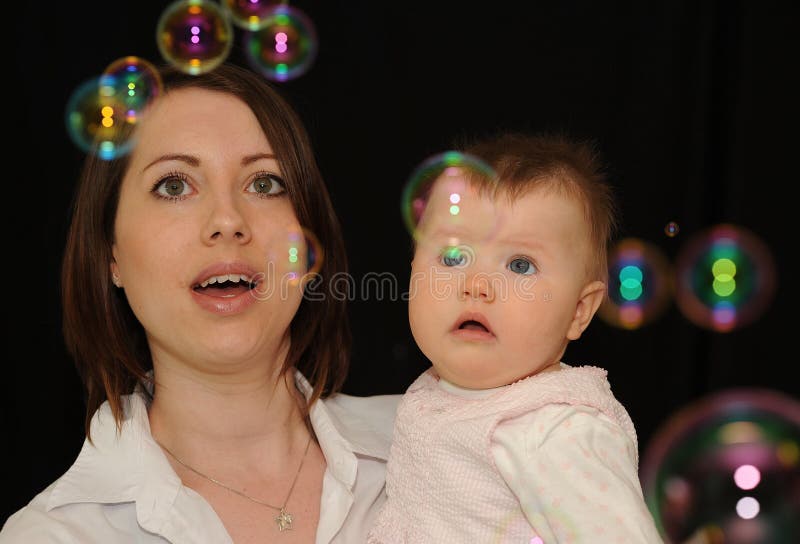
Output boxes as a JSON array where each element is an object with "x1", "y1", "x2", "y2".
[{"x1": 111, "y1": 87, "x2": 305, "y2": 372}]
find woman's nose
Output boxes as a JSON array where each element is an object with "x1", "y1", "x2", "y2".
[{"x1": 202, "y1": 194, "x2": 252, "y2": 246}]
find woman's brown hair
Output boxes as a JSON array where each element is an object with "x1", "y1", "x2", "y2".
[{"x1": 62, "y1": 63, "x2": 350, "y2": 439}]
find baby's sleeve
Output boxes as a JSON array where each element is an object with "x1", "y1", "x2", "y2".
[{"x1": 492, "y1": 404, "x2": 664, "y2": 543}]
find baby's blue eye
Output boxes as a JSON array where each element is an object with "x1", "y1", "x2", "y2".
[
  {"x1": 440, "y1": 246, "x2": 470, "y2": 267},
  {"x1": 508, "y1": 257, "x2": 536, "y2": 275}
]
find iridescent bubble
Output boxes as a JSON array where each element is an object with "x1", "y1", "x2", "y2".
[
  {"x1": 252, "y1": 226, "x2": 325, "y2": 301},
  {"x1": 597, "y1": 238, "x2": 673, "y2": 329},
  {"x1": 156, "y1": 0, "x2": 233, "y2": 75},
  {"x1": 101, "y1": 56, "x2": 163, "y2": 124},
  {"x1": 401, "y1": 151, "x2": 497, "y2": 242},
  {"x1": 641, "y1": 389, "x2": 800, "y2": 544},
  {"x1": 282, "y1": 226, "x2": 324, "y2": 286},
  {"x1": 243, "y1": 5, "x2": 318, "y2": 82},
  {"x1": 65, "y1": 76, "x2": 138, "y2": 160},
  {"x1": 222, "y1": 0, "x2": 282, "y2": 30},
  {"x1": 675, "y1": 224, "x2": 777, "y2": 332},
  {"x1": 665, "y1": 221, "x2": 680, "y2": 237}
]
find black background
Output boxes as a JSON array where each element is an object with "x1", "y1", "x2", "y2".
[{"x1": 5, "y1": 0, "x2": 797, "y2": 526}]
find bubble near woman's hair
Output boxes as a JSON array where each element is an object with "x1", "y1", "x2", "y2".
[
  {"x1": 100, "y1": 56, "x2": 163, "y2": 123},
  {"x1": 65, "y1": 76, "x2": 138, "y2": 160},
  {"x1": 222, "y1": 0, "x2": 283, "y2": 31},
  {"x1": 401, "y1": 151, "x2": 497, "y2": 242},
  {"x1": 597, "y1": 238, "x2": 673, "y2": 329},
  {"x1": 674, "y1": 224, "x2": 776, "y2": 332},
  {"x1": 243, "y1": 5, "x2": 318, "y2": 82},
  {"x1": 156, "y1": 0, "x2": 233, "y2": 75},
  {"x1": 641, "y1": 389, "x2": 800, "y2": 544}
]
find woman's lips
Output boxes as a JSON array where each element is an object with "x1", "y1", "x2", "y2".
[{"x1": 191, "y1": 284, "x2": 257, "y2": 314}]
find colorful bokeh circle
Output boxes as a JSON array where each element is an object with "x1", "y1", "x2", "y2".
[
  {"x1": 65, "y1": 76, "x2": 138, "y2": 160},
  {"x1": 244, "y1": 5, "x2": 318, "y2": 82},
  {"x1": 222, "y1": 0, "x2": 283, "y2": 31},
  {"x1": 641, "y1": 389, "x2": 800, "y2": 543},
  {"x1": 675, "y1": 224, "x2": 776, "y2": 332},
  {"x1": 401, "y1": 151, "x2": 497, "y2": 242},
  {"x1": 156, "y1": 0, "x2": 233, "y2": 75},
  {"x1": 100, "y1": 56, "x2": 163, "y2": 124},
  {"x1": 665, "y1": 221, "x2": 680, "y2": 238},
  {"x1": 598, "y1": 238, "x2": 673, "y2": 329}
]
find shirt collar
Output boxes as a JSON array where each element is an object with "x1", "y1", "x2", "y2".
[{"x1": 46, "y1": 370, "x2": 389, "y2": 513}]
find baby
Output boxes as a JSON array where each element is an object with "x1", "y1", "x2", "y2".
[{"x1": 369, "y1": 133, "x2": 663, "y2": 542}]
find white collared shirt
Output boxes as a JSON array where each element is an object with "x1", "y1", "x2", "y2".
[{"x1": 1, "y1": 372, "x2": 400, "y2": 543}]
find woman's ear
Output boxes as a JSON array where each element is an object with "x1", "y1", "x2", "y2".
[
  {"x1": 566, "y1": 280, "x2": 606, "y2": 340},
  {"x1": 110, "y1": 259, "x2": 122, "y2": 288}
]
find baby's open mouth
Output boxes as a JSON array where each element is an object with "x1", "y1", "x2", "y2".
[{"x1": 458, "y1": 320, "x2": 489, "y2": 333}]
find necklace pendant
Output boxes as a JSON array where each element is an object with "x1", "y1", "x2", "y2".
[{"x1": 275, "y1": 508, "x2": 293, "y2": 531}]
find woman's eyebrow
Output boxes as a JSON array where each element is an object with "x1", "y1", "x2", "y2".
[
  {"x1": 142, "y1": 154, "x2": 200, "y2": 173},
  {"x1": 141, "y1": 152, "x2": 277, "y2": 173},
  {"x1": 241, "y1": 152, "x2": 277, "y2": 166}
]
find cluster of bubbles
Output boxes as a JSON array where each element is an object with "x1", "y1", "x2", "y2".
[
  {"x1": 641, "y1": 389, "x2": 800, "y2": 543},
  {"x1": 66, "y1": 1, "x2": 318, "y2": 160},
  {"x1": 599, "y1": 224, "x2": 776, "y2": 332},
  {"x1": 155, "y1": 0, "x2": 317, "y2": 81}
]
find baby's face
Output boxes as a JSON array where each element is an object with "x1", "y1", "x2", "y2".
[{"x1": 408, "y1": 177, "x2": 604, "y2": 389}]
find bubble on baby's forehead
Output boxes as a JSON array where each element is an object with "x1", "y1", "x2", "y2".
[
  {"x1": 401, "y1": 151, "x2": 497, "y2": 242},
  {"x1": 65, "y1": 76, "x2": 138, "y2": 160},
  {"x1": 597, "y1": 238, "x2": 672, "y2": 330},
  {"x1": 156, "y1": 0, "x2": 233, "y2": 75},
  {"x1": 244, "y1": 5, "x2": 318, "y2": 82},
  {"x1": 641, "y1": 389, "x2": 800, "y2": 543},
  {"x1": 222, "y1": 0, "x2": 283, "y2": 31},
  {"x1": 674, "y1": 224, "x2": 776, "y2": 332},
  {"x1": 100, "y1": 56, "x2": 162, "y2": 124}
]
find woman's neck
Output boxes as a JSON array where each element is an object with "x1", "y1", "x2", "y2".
[{"x1": 147, "y1": 348, "x2": 308, "y2": 464}]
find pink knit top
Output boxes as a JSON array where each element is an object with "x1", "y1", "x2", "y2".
[{"x1": 368, "y1": 365, "x2": 639, "y2": 543}]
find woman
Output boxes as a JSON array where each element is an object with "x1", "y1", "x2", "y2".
[{"x1": 1, "y1": 63, "x2": 399, "y2": 543}]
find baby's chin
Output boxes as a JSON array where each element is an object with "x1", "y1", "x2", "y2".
[{"x1": 431, "y1": 360, "x2": 524, "y2": 390}]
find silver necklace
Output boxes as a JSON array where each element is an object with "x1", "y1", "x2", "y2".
[{"x1": 156, "y1": 434, "x2": 313, "y2": 532}]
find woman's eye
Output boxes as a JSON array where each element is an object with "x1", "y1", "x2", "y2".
[
  {"x1": 508, "y1": 257, "x2": 536, "y2": 275},
  {"x1": 440, "y1": 246, "x2": 472, "y2": 268},
  {"x1": 155, "y1": 176, "x2": 192, "y2": 198},
  {"x1": 249, "y1": 173, "x2": 286, "y2": 196}
]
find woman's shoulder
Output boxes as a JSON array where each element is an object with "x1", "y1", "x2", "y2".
[{"x1": 1, "y1": 482, "x2": 78, "y2": 543}]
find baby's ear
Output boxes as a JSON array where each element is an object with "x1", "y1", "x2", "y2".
[{"x1": 566, "y1": 280, "x2": 606, "y2": 340}]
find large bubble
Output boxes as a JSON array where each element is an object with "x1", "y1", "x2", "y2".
[{"x1": 641, "y1": 389, "x2": 800, "y2": 543}]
